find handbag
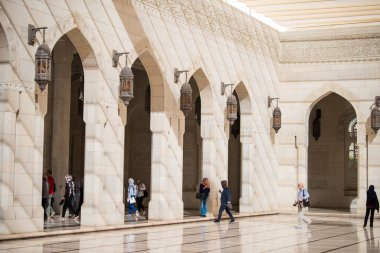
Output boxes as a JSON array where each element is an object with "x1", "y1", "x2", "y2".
[
  {"x1": 129, "y1": 196, "x2": 136, "y2": 204},
  {"x1": 302, "y1": 190, "x2": 310, "y2": 207},
  {"x1": 227, "y1": 202, "x2": 233, "y2": 210},
  {"x1": 143, "y1": 189, "x2": 148, "y2": 198},
  {"x1": 195, "y1": 192, "x2": 200, "y2": 199}
]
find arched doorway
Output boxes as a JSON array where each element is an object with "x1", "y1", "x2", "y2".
[
  {"x1": 228, "y1": 91, "x2": 241, "y2": 212},
  {"x1": 43, "y1": 35, "x2": 85, "y2": 219},
  {"x1": 308, "y1": 92, "x2": 357, "y2": 210},
  {"x1": 182, "y1": 76, "x2": 202, "y2": 212},
  {"x1": 124, "y1": 58, "x2": 152, "y2": 219}
]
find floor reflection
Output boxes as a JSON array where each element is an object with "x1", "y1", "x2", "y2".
[{"x1": 1, "y1": 215, "x2": 378, "y2": 253}]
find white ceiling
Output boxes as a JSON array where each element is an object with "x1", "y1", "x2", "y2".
[{"x1": 230, "y1": 0, "x2": 380, "y2": 30}]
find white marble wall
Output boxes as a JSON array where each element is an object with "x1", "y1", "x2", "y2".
[{"x1": 0, "y1": 0, "x2": 379, "y2": 235}]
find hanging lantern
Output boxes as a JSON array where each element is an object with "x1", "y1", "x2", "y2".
[
  {"x1": 268, "y1": 96, "x2": 282, "y2": 134},
  {"x1": 227, "y1": 94, "x2": 237, "y2": 125},
  {"x1": 272, "y1": 106, "x2": 281, "y2": 133},
  {"x1": 119, "y1": 65, "x2": 134, "y2": 105},
  {"x1": 371, "y1": 96, "x2": 380, "y2": 134},
  {"x1": 34, "y1": 29, "x2": 51, "y2": 91},
  {"x1": 312, "y1": 109, "x2": 321, "y2": 140},
  {"x1": 180, "y1": 81, "x2": 192, "y2": 116}
]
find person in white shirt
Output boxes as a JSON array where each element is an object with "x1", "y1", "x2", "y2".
[{"x1": 295, "y1": 182, "x2": 311, "y2": 228}]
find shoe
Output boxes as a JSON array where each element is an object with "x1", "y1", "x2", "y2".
[
  {"x1": 74, "y1": 216, "x2": 80, "y2": 221},
  {"x1": 363, "y1": 225, "x2": 366, "y2": 228},
  {"x1": 50, "y1": 212, "x2": 55, "y2": 218},
  {"x1": 142, "y1": 211, "x2": 146, "y2": 215},
  {"x1": 214, "y1": 219, "x2": 220, "y2": 222},
  {"x1": 136, "y1": 211, "x2": 140, "y2": 217},
  {"x1": 59, "y1": 217, "x2": 65, "y2": 221},
  {"x1": 230, "y1": 219, "x2": 235, "y2": 223}
]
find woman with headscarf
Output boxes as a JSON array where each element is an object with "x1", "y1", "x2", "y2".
[
  {"x1": 363, "y1": 185, "x2": 379, "y2": 228},
  {"x1": 60, "y1": 174, "x2": 77, "y2": 221},
  {"x1": 127, "y1": 178, "x2": 140, "y2": 221}
]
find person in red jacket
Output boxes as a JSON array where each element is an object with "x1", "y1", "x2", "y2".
[{"x1": 47, "y1": 170, "x2": 55, "y2": 219}]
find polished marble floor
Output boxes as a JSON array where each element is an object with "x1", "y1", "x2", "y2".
[{"x1": 1, "y1": 214, "x2": 379, "y2": 252}]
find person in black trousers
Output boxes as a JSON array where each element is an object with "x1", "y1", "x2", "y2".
[
  {"x1": 214, "y1": 180, "x2": 235, "y2": 223},
  {"x1": 363, "y1": 185, "x2": 379, "y2": 228},
  {"x1": 59, "y1": 174, "x2": 76, "y2": 221}
]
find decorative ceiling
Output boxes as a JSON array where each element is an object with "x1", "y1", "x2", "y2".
[{"x1": 231, "y1": 0, "x2": 380, "y2": 30}]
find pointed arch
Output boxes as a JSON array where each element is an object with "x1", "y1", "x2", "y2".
[
  {"x1": 0, "y1": 13, "x2": 17, "y2": 84},
  {"x1": 306, "y1": 90, "x2": 358, "y2": 133},
  {"x1": 137, "y1": 50, "x2": 165, "y2": 112},
  {"x1": 189, "y1": 67, "x2": 213, "y2": 115},
  {"x1": 234, "y1": 81, "x2": 253, "y2": 130}
]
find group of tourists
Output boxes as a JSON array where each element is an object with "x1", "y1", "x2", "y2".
[
  {"x1": 196, "y1": 178, "x2": 235, "y2": 223},
  {"x1": 126, "y1": 178, "x2": 147, "y2": 221},
  {"x1": 197, "y1": 179, "x2": 379, "y2": 227},
  {"x1": 42, "y1": 172, "x2": 83, "y2": 222}
]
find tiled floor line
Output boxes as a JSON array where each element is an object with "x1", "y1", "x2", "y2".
[
  {"x1": 189, "y1": 221, "x2": 359, "y2": 253},
  {"x1": 0, "y1": 212, "x2": 277, "y2": 241},
  {"x1": 38, "y1": 219, "x2": 348, "y2": 253},
  {"x1": 322, "y1": 232, "x2": 378, "y2": 253},
  {"x1": 261, "y1": 228, "x2": 376, "y2": 253},
  {"x1": 0, "y1": 217, "x2": 284, "y2": 251}
]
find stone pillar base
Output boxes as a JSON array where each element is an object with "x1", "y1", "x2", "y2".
[
  {"x1": 80, "y1": 202, "x2": 124, "y2": 227},
  {"x1": 0, "y1": 207, "x2": 43, "y2": 234},
  {"x1": 148, "y1": 199, "x2": 184, "y2": 221}
]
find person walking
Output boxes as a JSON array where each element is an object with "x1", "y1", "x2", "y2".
[
  {"x1": 295, "y1": 182, "x2": 311, "y2": 228},
  {"x1": 127, "y1": 178, "x2": 140, "y2": 221},
  {"x1": 60, "y1": 174, "x2": 76, "y2": 221},
  {"x1": 71, "y1": 175, "x2": 82, "y2": 220},
  {"x1": 363, "y1": 185, "x2": 379, "y2": 228},
  {"x1": 199, "y1": 178, "x2": 210, "y2": 217},
  {"x1": 136, "y1": 179, "x2": 146, "y2": 214},
  {"x1": 42, "y1": 173, "x2": 50, "y2": 221},
  {"x1": 47, "y1": 170, "x2": 55, "y2": 218},
  {"x1": 214, "y1": 180, "x2": 235, "y2": 223}
]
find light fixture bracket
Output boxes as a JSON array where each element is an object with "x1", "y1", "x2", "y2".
[
  {"x1": 112, "y1": 50, "x2": 130, "y2": 67},
  {"x1": 174, "y1": 68, "x2": 189, "y2": 83},
  {"x1": 268, "y1": 96, "x2": 280, "y2": 108},
  {"x1": 28, "y1": 24, "x2": 48, "y2": 46},
  {"x1": 221, "y1": 82, "x2": 234, "y2": 96}
]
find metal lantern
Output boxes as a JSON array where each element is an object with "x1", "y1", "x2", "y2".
[
  {"x1": 180, "y1": 81, "x2": 192, "y2": 116},
  {"x1": 119, "y1": 65, "x2": 134, "y2": 105},
  {"x1": 272, "y1": 106, "x2": 281, "y2": 133},
  {"x1": 227, "y1": 94, "x2": 238, "y2": 125},
  {"x1": 34, "y1": 29, "x2": 51, "y2": 91},
  {"x1": 371, "y1": 96, "x2": 380, "y2": 134},
  {"x1": 268, "y1": 96, "x2": 282, "y2": 134}
]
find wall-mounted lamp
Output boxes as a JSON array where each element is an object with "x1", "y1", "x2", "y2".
[
  {"x1": 28, "y1": 24, "x2": 51, "y2": 91},
  {"x1": 371, "y1": 96, "x2": 380, "y2": 134},
  {"x1": 174, "y1": 68, "x2": 192, "y2": 116},
  {"x1": 221, "y1": 82, "x2": 237, "y2": 125},
  {"x1": 113, "y1": 50, "x2": 134, "y2": 105},
  {"x1": 312, "y1": 109, "x2": 321, "y2": 140},
  {"x1": 268, "y1": 96, "x2": 281, "y2": 133}
]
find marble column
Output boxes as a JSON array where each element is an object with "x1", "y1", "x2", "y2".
[
  {"x1": 148, "y1": 112, "x2": 183, "y2": 220},
  {"x1": 50, "y1": 41, "x2": 73, "y2": 204}
]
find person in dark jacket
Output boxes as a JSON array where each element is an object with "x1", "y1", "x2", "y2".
[
  {"x1": 363, "y1": 185, "x2": 379, "y2": 228},
  {"x1": 214, "y1": 180, "x2": 235, "y2": 223},
  {"x1": 41, "y1": 173, "x2": 50, "y2": 221},
  {"x1": 60, "y1": 174, "x2": 76, "y2": 221},
  {"x1": 199, "y1": 178, "x2": 210, "y2": 217}
]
